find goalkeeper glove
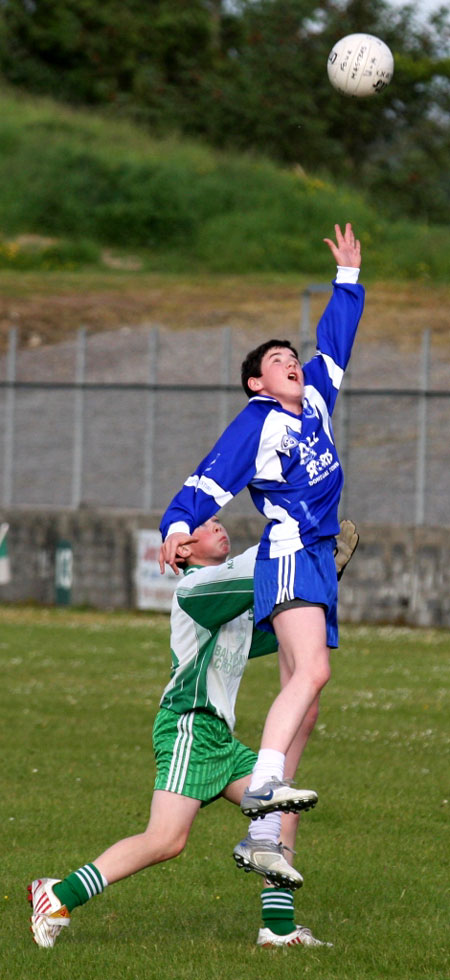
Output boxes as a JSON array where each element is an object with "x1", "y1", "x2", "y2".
[{"x1": 334, "y1": 519, "x2": 359, "y2": 580}]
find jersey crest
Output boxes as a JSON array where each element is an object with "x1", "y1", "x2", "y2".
[
  {"x1": 278, "y1": 424, "x2": 319, "y2": 472},
  {"x1": 280, "y1": 431, "x2": 300, "y2": 452}
]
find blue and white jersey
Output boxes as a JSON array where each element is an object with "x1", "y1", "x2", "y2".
[{"x1": 160, "y1": 280, "x2": 364, "y2": 559}]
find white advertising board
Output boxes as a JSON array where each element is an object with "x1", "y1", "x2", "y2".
[{"x1": 134, "y1": 529, "x2": 178, "y2": 611}]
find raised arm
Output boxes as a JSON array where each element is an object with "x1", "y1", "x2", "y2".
[{"x1": 302, "y1": 222, "x2": 364, "y2": 415}]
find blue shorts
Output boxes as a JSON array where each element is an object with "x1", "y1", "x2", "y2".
[{"x1": 254, "y1": 538, "x2": 339, "y2": 648}]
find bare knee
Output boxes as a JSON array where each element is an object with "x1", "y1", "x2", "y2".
[
  {"x1": 140, "y1": 828, "x2": 189, "y2": 864},
  {"x1": 158, "y1": 835, "x2": 187, "y2": 861},
  {"x1": 292, "y1": 655, "x2": 330, "y2": 697},
  {"x1": 316, "y1": 659, "x2": 331, "y2": 693}
]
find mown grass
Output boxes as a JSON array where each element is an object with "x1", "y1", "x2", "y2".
[
  {"x1": 0, "y1": 85, "x2": 449, "y2": 280},
  {"x1": 1, "y1": 608, "x2": 449, "y2": 979}
]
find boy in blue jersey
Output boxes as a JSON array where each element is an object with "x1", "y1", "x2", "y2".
[
  {"x1": 159, "y1": 223, "x2": 364, "y2": 870},
  {"x1": 28, "y1": 517, "x2": 334, "y2": 951}
]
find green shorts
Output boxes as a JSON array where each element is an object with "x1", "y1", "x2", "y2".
[{"x1": 152, "y1": 707, "x2": 256, "y2": 804}]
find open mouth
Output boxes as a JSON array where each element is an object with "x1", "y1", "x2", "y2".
[{"x1": 287, "y1": 372, "x2": 298, "y2": 381}]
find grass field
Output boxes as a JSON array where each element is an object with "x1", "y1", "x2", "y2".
[{"x1": 1, "y1": 607, "x2": 449, "y2": 979}]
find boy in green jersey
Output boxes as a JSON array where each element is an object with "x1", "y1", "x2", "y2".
[{"x1": 29, "y1": 516, "x2": 355, "y2": 950}]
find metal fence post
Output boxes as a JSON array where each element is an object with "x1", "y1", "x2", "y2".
[
  {"x1": 3, "y1": 326, "x2": 17, "y2": 508},
  {"x1": 71, "y1": 327, "x2": 86, "y2": 509},
  {"x1": 218, "y1": 326, "x2": 232, "y2": 437},
  {"x1": 415, "y1": 329, "x2": 430, "y2": 526},
  {"x1": 143, "y1": 326, "x2": 159, "y2": 512},
  {"x1": 299, "y1": 284, "x2": 331, "y2": 362},
  {"x1": 300, "y1": 289, "x2": 311, "y2": 363}
]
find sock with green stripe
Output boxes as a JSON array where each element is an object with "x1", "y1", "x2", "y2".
[
  {"x1": 53, "y1": 863, "x2": 108, "y2": 912},
  {"x1": 261, "y1": 887, "x2": 296, "y2": 936}
]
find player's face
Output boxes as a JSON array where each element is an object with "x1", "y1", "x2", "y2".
[
  {"x1": 250, "y1": 347, "x2": 304, "y2": 411},
  {"x1": 189, "y1": 517, "x2": 230, "y2": 566}
]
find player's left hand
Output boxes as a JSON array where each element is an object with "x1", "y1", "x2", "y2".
[
  {"x1": 334, "y1": 518, "x2": 359, "y2": 580},
  {"x1": 323, "y1": 222, "x2": 361, "y2": 268}
]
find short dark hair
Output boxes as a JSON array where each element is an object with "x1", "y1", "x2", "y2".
[{"x1": 241, "y1": 339, "x2": 299, "y2": 398}]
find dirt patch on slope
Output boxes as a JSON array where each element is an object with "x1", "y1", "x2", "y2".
[{"x1": 0, "y1": 275, "x2": 449, "y2": 353}]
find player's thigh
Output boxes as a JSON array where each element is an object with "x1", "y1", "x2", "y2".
[
  {"x1": 146, "y1": 789, "x2": 201, "y2": 845},
  {"x1": 275, "y1": 605, "x2": 329, "y2": 668},
  {"x1": 221, "y1": 775, "x2": 250, "y2": 806}
]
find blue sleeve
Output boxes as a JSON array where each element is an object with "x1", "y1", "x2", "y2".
[
  {"x1": 303, "y1": 281, "x2": 365, "y2": 414},
  {"x1": 160, "y1": 405, "x2": 262, "y2": 539}
]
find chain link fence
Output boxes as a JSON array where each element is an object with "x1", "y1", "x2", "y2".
[{"x1": 1, "y1": 289, "x2": 449, "y2": 526}]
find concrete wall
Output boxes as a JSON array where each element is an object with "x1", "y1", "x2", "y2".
[
  {"x1": 0, "y1": 509, "x2": 449, "y2": 628},
  {"x1": 338, "y1": 524, "x2": 450, "y2": 629}
]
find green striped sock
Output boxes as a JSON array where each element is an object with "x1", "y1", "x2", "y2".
[
  {"x1": 53, "y1": 863, "x2": 107, "y2": 912},
  {"x1": 261, "y1": 887, "x2": 295, "y2": 936}
]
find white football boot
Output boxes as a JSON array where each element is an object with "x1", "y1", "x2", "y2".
[
  {"x1": 233, "y1": 836, "x2": 303, "y2": 889},
  {"x1": 240, "y1": 777, "x2": 318, "y2": 819},
  {"x1": 28, "y1": 877, "x2": 71, "y2": 948}
]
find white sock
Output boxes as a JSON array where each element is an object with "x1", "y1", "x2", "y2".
[
  {"x1": 248, "y1": 811, "x2": 281, "y2": 844},
  {"x1": 248, "y1": 749, "x2": 285, "y2": 791}
]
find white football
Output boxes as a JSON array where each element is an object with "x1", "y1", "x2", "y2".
[{"x1": 327, "y1": 33, "x2": 394, "y2": 98}]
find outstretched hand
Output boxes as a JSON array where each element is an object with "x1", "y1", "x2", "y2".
[{"x1": 323, "y1": 222, "x2": 361, "y2": 268}]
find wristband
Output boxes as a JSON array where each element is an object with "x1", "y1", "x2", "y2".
[{"x1": 335, "y1": 266, "x2": 360, "y2": 284}]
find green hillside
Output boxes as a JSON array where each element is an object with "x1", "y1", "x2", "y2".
[{"x1": 0, "y1": 87, "x2": 449, "y2": 281}]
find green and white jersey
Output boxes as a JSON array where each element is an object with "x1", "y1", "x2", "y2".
[{"x1": 160, "y1": 546, "x2": 277, "y2": 732}]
